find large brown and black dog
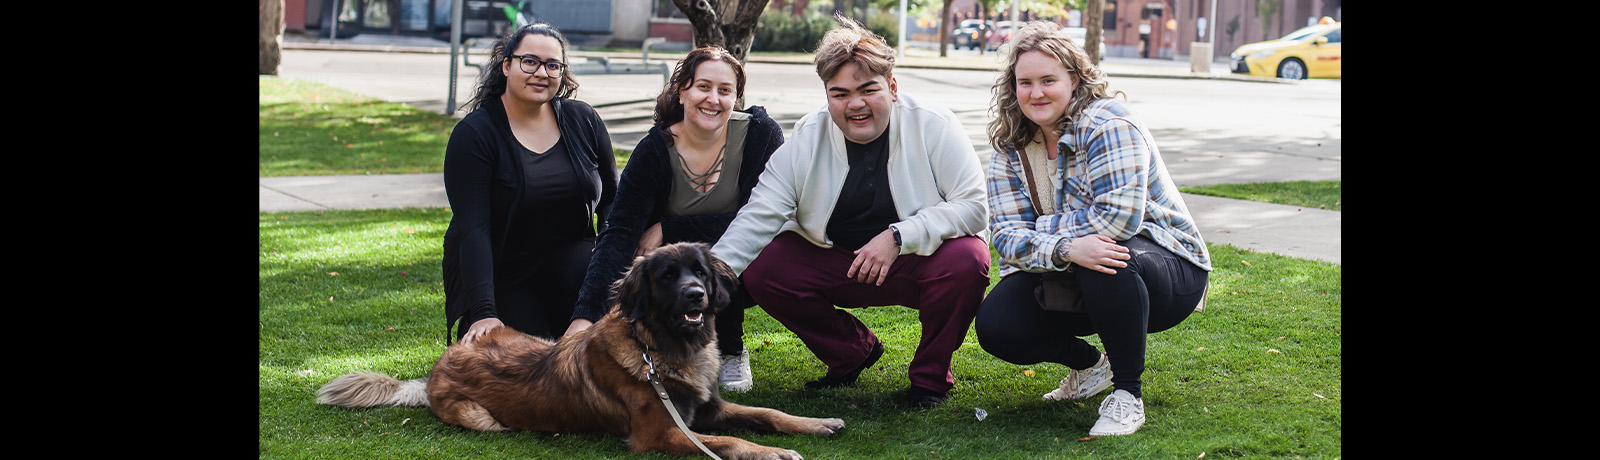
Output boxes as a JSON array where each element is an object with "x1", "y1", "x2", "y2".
[{"x1": 318, "y1": 242, "x2": 843, "y2": 459}]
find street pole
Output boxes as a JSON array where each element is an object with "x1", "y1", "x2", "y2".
[
  {"x1": 328, "y1": 0, "x2": 340, "y2": 43},
  {"x1": 447, "y1": 0, "x2": 462, "y2": 116},
  {"x1": 1207, "y1": 0, "x2": 1218, "y2": 59}
]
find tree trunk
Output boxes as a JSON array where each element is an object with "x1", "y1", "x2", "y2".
[
  {"x1": 672, "y1": 0, "x2": 770, "y2": 65},
  {"x1": 672, "y1": 0, "x2": 769, "y2": 108},
  {"x1": 1085, "y1": 0, "x2": 1103, "y2": 63},
  {"x1": 938, "y1": 0, "x2": 953, "y2": 57},
  {"x1": 259, "y1": 0, "x2": 285, "y2": 75},
  {"x1": 976, "y1": 4, "x2": 987, "y2": 56}
]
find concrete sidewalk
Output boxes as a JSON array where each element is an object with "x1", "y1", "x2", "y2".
[
  {"x1": 262, "y1": 34, "x2": 1339, "y2": 265},
  {"x1": 258, "y1": 173, "x2": 1339, "y2": 265}
]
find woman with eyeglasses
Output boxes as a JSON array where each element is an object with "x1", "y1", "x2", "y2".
[
  {"x1": 442, "y1": 23, "x2": 617, "y2": 345},
  {"x1": 567, "y1": 46, "x2": 783, "y2": 392}
]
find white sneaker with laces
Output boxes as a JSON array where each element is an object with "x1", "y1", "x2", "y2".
[
  {"x1": 1089, "y1": 389, "x2": 1146, "y2": 436},
  {"x1": 719, "y1": 349, "x2": 753, "y2": 392},
  {"x1": 1043, "y1": 353, "x2": 1113, "y2": 401}
]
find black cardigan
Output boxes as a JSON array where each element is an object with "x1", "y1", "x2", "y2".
[
  {"x1": 441, "y1": 96, "x2": 618, "y2": 343},
  {"x1": 572, "y1": 106, "x2": 783, "y2": 322}
]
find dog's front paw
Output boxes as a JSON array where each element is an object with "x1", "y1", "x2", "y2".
[
  {"x1": 804, "y1": 417, "x2": 845, "y2": 436},
  {"x1": 751, "y1": 448, "x2": 803, "y2": 460}
]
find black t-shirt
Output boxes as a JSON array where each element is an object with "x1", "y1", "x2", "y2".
[
  {"x1": 827, "y1": 125, "x2": 898, "y2": 251},
  {"x1": 503, "y1": 140, "x2": 591, "y2": 249}
]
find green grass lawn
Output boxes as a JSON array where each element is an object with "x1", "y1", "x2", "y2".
[
  {"x1": 259, "y1": 209, "x2": 1340, "y2": 459},
  {"x1": 1181, "y1": 181, "x2": 1342, "y2": 212},
  {"x1": 259, "y1": 78, "x2": 1341, "y2": 459},
  {"x1": 260, "y1": 77, "x2": 628, "y2": 177}
]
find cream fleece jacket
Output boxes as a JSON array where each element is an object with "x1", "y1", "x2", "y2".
[{"x1": 711, "y1": 92, "x2": 989, "y2": 275}]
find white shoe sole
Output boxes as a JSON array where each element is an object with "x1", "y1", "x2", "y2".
[
  {"x1": 1088, "y1": 422, "x2": 1143, "y2": 436},
  {"x1": 1042, "y1": 372, "x2": 1114, "y2": 401}
]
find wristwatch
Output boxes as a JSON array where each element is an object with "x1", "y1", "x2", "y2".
[{"x1": 891, "y1": 226, "x2": 902, "y2": 246}]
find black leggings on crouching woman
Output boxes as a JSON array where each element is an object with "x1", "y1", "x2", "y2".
[{"x1": 975, "y1": 235, "x2": 1208, "y2": 399}]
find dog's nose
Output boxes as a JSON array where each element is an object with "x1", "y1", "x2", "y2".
[{"x1": 684, "y1": 286, "x2": 705, "y2": 302}]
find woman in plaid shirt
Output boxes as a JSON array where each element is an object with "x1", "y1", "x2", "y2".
[{"x1": 975, "y1": 22, "x2": 1213, "y2": 437}]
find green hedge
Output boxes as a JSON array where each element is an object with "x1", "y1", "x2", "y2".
[{"x1": 754, "y1": 8, "x2": 899, "y2": 53}]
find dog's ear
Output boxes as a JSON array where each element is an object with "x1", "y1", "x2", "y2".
[
  {"x1": 613, "y1": 254, "x2": 656, "y2": 322},
  {"x1": 704, "y1": 246, "x2": 740, "y2": 312}
]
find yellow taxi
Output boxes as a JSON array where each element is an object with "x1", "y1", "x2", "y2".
[{"x1": 1229, "y1": 18, "x2": 1340, "y2": 79}]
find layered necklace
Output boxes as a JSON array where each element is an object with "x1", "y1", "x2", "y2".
[{"x1": 679, "y1": 142, "x2": 725, "y2": 193}]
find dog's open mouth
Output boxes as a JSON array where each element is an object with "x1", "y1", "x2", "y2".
[{"x1": 683, "y1": 312, "x2": 705, "y2": 326}]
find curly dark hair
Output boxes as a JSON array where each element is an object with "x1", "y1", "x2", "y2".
[{"x1": 461, "y1": 23, "x2": 579, "y2": 112}]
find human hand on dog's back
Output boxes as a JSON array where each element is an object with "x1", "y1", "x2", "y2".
[
  {"x1": 563, "y1": 318, "x2": 593, "y2": 337},
  {"x1": 634, "y1": 223, "x2": 664, "y2": 258},
  {"x1": 460, "y1": 318, "x2": 505, "y2": 345}
]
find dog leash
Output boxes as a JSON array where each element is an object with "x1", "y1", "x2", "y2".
[{"x1": 642, "y1": 351, "x2": 723, "y2": 460}]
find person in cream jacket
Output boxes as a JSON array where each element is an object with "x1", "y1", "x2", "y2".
[{"x1": 711, "y1": 15, "x2": 990, "y2": 408}]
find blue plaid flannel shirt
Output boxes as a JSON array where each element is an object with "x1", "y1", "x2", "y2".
[{"x1": 987, "y1": 98, "x2": 1212, "y2": 277}]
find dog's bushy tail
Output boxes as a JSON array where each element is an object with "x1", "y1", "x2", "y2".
[{"x1": 316, "y1": 372, "x2": 431, "y2": 408}]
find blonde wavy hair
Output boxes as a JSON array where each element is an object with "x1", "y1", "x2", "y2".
[
  {"x1": 987, "y1": 21, "x2": 1124, "y2": 154},
  {"x1": 812, "y1": 13, "x2": 896, "y2": 83}
]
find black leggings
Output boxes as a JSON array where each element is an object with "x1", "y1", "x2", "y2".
[
  {"x1": 975, "y1": 235, "x2": 1208, "y2": 399},
  {"x1": 715, "y1": 286, "x2": 757, "y2": 356},
  {"x1": 466, "y1": 237, "x2": 595, "y2": 341}
]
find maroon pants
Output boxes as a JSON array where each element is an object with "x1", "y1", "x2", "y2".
[{"x1": 743, "y1": 232, "x2": 991, "y2": 392}]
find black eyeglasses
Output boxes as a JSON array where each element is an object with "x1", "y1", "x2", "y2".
[{"x1": 507, "y1": 54, "x2": 566, "y2": 76}]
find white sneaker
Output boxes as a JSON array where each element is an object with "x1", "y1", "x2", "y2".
[
  {"x1": 719, "y1": 349, "x2": 753, "y2": 392},
  {"x1": 1043, "y1": 353, "x2": 1113, "y2": 401},
  {"x1": 1088, "y1": 389, "x2": 1146, "y2": 436}
]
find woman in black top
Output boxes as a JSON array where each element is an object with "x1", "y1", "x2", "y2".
[
  {"x1": 441, "y1": 23, "x2": 617, "y2": 344},
  {"x1": 568, "y1": 46, "x2": 784, "y2": 392}
]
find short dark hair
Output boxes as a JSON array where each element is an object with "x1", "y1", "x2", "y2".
[{"x1": 652, "y1": 46, "x2": 747, "y2": 143}]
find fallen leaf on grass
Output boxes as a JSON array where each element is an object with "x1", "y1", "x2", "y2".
[
  {"x1": 1023, "y1": 369, "x2": 1036, "y2": 377},
  {"x1": 403, "y1": 227, "x2": 415, "y2": 233},
  {"x1": 1077, "y1": 436, "x2": 1096, "y2": 442},
  {"x1": 384, "y1": 327, "x2": 396, "y2": 332},
  {"x1": 1241, "y1": 260, "x2": 1252, "y2": 266},
  {"x1": 328, "y1": 272, "x2": 339, "y2": 276},
  {"x1": 1267, "y1": 349, "x2": 1281, "y2": 354},
  {"x1": 1198, "y1": 453, "x2": 1206, "y2": 459},
  {"x1": 401, "y1": 418, "x2": 411, "y2": 425}
]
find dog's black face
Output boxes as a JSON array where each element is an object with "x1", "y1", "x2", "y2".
[{"x1": 613, "y1": 242, "x2": 739, "y2": 349}]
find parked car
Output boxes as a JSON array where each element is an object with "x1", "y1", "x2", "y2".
[
  {"x1": 1062, "y1": 27, "x2": 1106, "y2": 61},
  {"x1": 952, "y1": 19, "x2": 991, "y2": 50},
  {"x1": 985, "y1": 21, "x2": 1018, "y2": 51},
  {"x1": 1229, "y1": 19, "x2": 1341, "y2": 79}
]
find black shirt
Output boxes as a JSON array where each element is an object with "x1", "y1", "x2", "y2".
[{"x1": 827, "y1": 125, "x2": 898, "y2": 251}]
